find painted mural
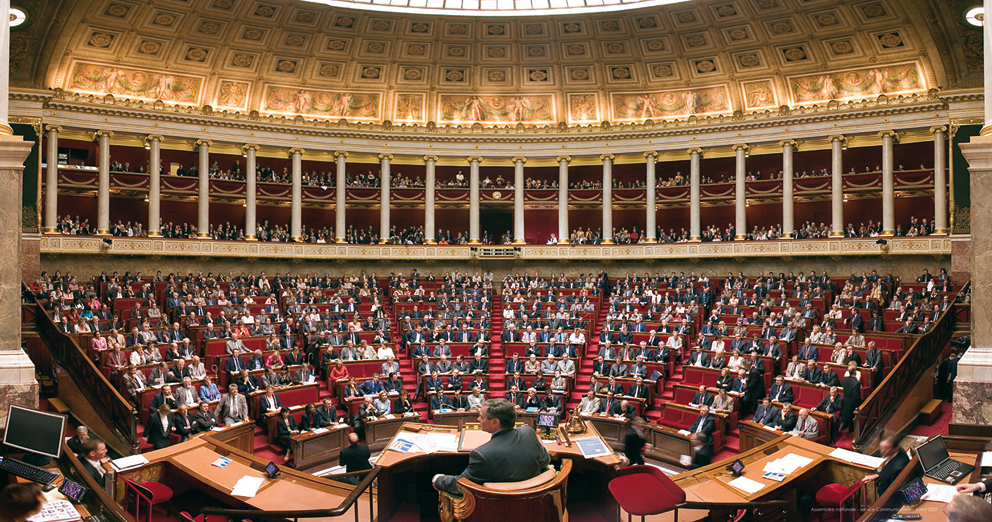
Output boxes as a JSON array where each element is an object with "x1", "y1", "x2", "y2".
[
  {"x1": 65, "y1": 61, "x2": 202, "y2": 104},
  {"x1": 611, "y1": 86, "x2": 731, "y2": 121},
  {"x1": 789, "y1": 62, "x2": 926, "y2": 104},
  {"x1": 567, "y1": 93, "x2": 600, "y2": 123},
  {"x1": 394, "y1": 93, "x2": 425, "y2": 122},
  {"x1": 262, "y1": 85, "x2": 381, "y2": 120},
  {"x1": 437, "y1": 94, "x2": 555, "y2": 124}
]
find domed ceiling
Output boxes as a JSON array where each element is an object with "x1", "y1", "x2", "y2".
[{"x1": 8, "y1": 0, "x2": 984, "y2": 127}]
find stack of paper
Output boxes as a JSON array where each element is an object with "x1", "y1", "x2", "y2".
[
  {"x1": 921, "y1": 484, "x2": 958, "y2": 503},
  {"x1": 981, "y1": 451, "x2": 992, "y2": 467},
  {"x1": 231, "y1": 476, "x2": 264, "y2": 498},
  {"x1": 829, "y1": 448, "x2": 885, "y2": 469},
  {"x1": 110, "y1": 455, "x2": 149, "y2": 471},
  {"x1": 762, "y1": 454, "x2": 814, "y2": 475},
  {"x1": 727, "y1": 476, "x2": 765, "y2": 494}
]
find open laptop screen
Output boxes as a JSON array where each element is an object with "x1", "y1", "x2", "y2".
[{"x1": 916, "y1": 436, "x2": 950, "y2": 471}]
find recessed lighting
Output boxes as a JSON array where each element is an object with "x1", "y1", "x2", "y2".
[
  {"x1": 9, "y1": 8, "x2": 26, "y2": 27},
  {"x1": 966, "y1": 6, "x2": 984, "y2": 27}
]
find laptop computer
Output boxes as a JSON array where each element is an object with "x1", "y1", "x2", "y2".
[{"x1": 915, "y1": 436, "x2": 973, "y2": 485}]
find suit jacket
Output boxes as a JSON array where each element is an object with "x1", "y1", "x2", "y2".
[
  {"x1": 754, "y1": 404, "x2": 780, "y2": 426},
  {"x1": 192, "y1": 410, "x2": 219, "y2": 432},
  {"x1": 434, "y1": 426, "x2": 551, "y2": 496},
  {"x1": 790, "y1": 415, "x2": 819, "y2": 439},
  {"x1": 217, "y1": 393, "x2": 249, "y2": 425},
  {"x1": 768, "y1": 383, "x2": 794, "y2": 403},
  {"x1": 877, "y1": 450, "x2": 911, "y2": 495},
  {"x1": 691, "y1": 392, "x2": 713, "y2": 407},
  {"x1": 688, "y1": 414, "x2": 716, "y2": 439},
  {"x1": 79, "y1": 458, "x2": 106, "y2": 487},
  {"x1": 145, "y1": 413, "x2": 172, "y2": 449},
  {"x1": 339, "y1": 442, "x2": 373, "y2": 482},
  {"x1": 815, "y1": 393, "x2": 844, "y2": 415}
]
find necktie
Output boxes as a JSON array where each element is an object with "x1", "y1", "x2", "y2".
[
  {"x1": 799, "y1": 418, "x2": 805, "y2": 431},
  {"x1": 695, "y1": 417, "x2": 705, "y2": 433}
]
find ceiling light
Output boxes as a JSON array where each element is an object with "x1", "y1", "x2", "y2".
[
  {"x1": 966, "y1": 6, "x2": 984, "y2": 27},
  {"x1": 9, "y1": 8, "x2": 26, "y2": 27}
]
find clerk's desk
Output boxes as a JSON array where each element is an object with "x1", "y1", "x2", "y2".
[
  {"x1": 858, "y1": 435, "x2": 991, "y2": 522},
  {"x1": 372, "y1": 420, "x2": 622, "y2": 522},
  {"x1": 108, "y1": 431, "x2": 374, "y2": 522},
  {"x1": 670, "y1": 434, "x2": 879, "y2": 522}
]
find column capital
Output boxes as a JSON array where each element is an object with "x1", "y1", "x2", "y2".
[
  {"x1": 929, "y1": 125, "x2": 948, "y2": 135},
  {"x1": 732, "y1": 143, "x2": 749, "y2": 153},
  {"x1": 45, "y1": 125, "x2": 63, "y2": 134},
  {"x1": 467, "y1": 156, "x2": 484, "y2": 164},
  {"x1": 93, "y1": 130, "x2": 114, "y2": 141},
  {"x1": 687, "y1": 148, "x2": 703, "y2": 157},
  {"x1": 643, "y1": 151, "x2": 658, "y2": 159},
  {"x1": 511, "y1": 156, "x2": 527, "y2": 164},
  {"x1": 828, "y1": 134, "x2": 847, "y2": 143},
  {"x1": 423, "y1": 155, "x2": 439, "y2": 163},
  {"x1": 779, "y1": 139, "x2": 798, "y2": 150},
  {"x1": 877, "y1": 130, "x2": 899, "y2": 141},
  {"x1": 288, "y1": 147, "x2": 305, "y2": 157},
  {"x1": 600, "y1": 154, "x2": 615, "y2": 163},
  {"x1": 333, "y1": 150, "x2": 349, "y2": 158},
  {"x1": 195, "y1": 138, "x2": 212, "y2": 149},
  {"x1": 378, "y1": 153, "x2": 393, "y2": 161},
  {"x1": 242, "y1": 144, "x2": 259, "y2": 154},
  {"x1": 556, "y1": 155, "x2": 571, "y2": 164},
  {"x1": 144, "y1": 135, "x2": 164, "y2": 145}
]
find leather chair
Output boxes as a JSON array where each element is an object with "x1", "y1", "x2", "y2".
[
  {"x1": 438, "y1": 459, "x2": 572, "y2": 522},
  {"x1": 609, "y1": 465, "x2": 685, "y2": 522},
  {"x1": 814, "y1": 478, "x2": 866, "y2": 522},
  {"x1": 123, "y1": 477, "x2": 174, "y2": 522}
]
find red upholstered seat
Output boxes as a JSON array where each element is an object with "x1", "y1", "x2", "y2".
[
  {"x1": 141, "y1": 481, "x2": 174, "y2": 503},
  {"x1": 609, "y1": 465, "x2": 686, "y2": 521},
  {"x1": 815, "y1": 479, "x2": 864, "y2": 522}
]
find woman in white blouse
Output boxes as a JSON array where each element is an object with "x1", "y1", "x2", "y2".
[
  {"x1": 568, "y1": 328, "x2": 586, "y2": 347},
  {"x1": 376, "y1": 344, "x2": 395, "y2": 359},
  {"x1": 727, "y1": 349, "x2": 744, "y2": 372}
]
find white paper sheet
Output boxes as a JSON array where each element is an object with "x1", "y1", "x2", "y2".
[
  {"x1": 981, "y1": 451, "x2": 992, "y2": 467},
  {"x1": 762, "y1": 453, "x2": 814, "y2": 475},
  {"x1": 920, "y1": 484, "x2": 958, "y2": 503},
  {"x1": 28, "y1": 501, "x2": 82, "y2": 522},
  {"x1": 727, "y1": 476, "x2": 765, "y2": 494},
  {"x1": 677, "y1": 429, "x2": 691, "y2": 436},
  {"x1": 231, "y1": 476, "x2": 265, "y2": 498},
  {"x1": 829, "y1": 448, "x2": 885, "y2": 469},
  {"x1": 110, "y1": 454, "x2": 149, "y2": 471}
]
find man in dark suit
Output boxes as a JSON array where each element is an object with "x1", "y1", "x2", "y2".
[
  {"x1": 864, "y1": 437, "x2": 910, "y2": 495},
  {"x1": 78, "y1": 438, "x2": 109, "y2": 487},
  {"x1": 433, "y1": 398, "x2": 550, "y2": 496},
  {"x1": 753, "y1": 397, "x2": 779, "y2": 426},
  {"x1": 688, "y1": 405, "x2": 716, "y2": 441},
  {"x1": 67, "y1": 426, "x2": 91, "y2": 455},
  {"x1": 315, "y1": 398, "x2": 338, "y2": 427},
  {"x1": 812, "y1": 386, "x2": 844, "y2": 443},
  {"x1": 690, "y1": 384, "x2": 713, "y2": 408},
  {"x1": 338, "y1": 432, "x2": 372, "y2": 484},
  {"x1": 688, "y1": 433, "x2": 713, "y2": 469},
  {"x1": 768, "y1": 375, "x2": 794, "y2": 403}
]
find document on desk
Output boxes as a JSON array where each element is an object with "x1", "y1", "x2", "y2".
[
  {"x1": 28, "y1": 501, "x2": 82, "y2": 522},
  {"x1": 921, "y1": 484, "x2": 958, "y2": 503},
  {"x1": 727, "y1": 476, "x2": 765, "y2": 494},
  {"x1": 231, "y1": 476, "x2": 265, "y2": 498},
  {"x1": 981, "y1": 451, "x2": 992, "y2": 467},
  {"x1": 762, "y1": 454, "x2": 814, "y2": 475},
  {"x1": 576, "y1": 438, "x2": 612, "y2": 459},
  {"x1": 111, "y1": 454, "x2": 150, "y2": 471},
  {"x1": 829, "y1": 448, "x2": 885, "y2": 469}
]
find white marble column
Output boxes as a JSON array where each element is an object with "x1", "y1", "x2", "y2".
[
  {"x1": 196, "y1": 139, "x2": 211, "y2": 238},
  {"x1": 146, "y1": 135, "x2": 162, "y2": 236},
  {"x1": 932, "y1": 126, "x2": 949, "y2": 235},
  {"x1": 512, "y1": 157, "x2": 526, "y2": 244},
  {"x1": 0, "y1": 135, "x2": 38, "y2": 429},
  {"x1": 95, "y1": 130, "x2": 113, "y2": 235},
  {"x1": 424, "y1": 155, "x2": 438, "y2": 244},
  {"x1": 0, "y1": 0, "x2": 12, "y2": 136},
  {"x1": 468, "y1": 156, "x2": 482, "y2": 244},
  {"x1": 379, "y1": 153, "x2": 392, "y2": 243},
  {"x1": 733, "y1": 144, "x2": 748, "y2": 240},
  {"x1": 290, "y1": 148, "x2": 304, "y2": 241},
  {"x1": 244, "y1": 144, "x2": 258, "y2": 240},
  {"x1": 644, "y1": 152, "x2": 657, "y2": 243},
  {"x1": 879, "y1": 131, "x2": 897, "y2": 236},
  {"x1": 780, "y1": 140, "x2": 797, "y2": 239},
  {"x1": 688, "y1": 148, "x2": 702, "y2": 242},
  {"x1": 557, "y1": 156, "x2": 570, "y2": 244},
  {"x1": 601, "y1": 154, "x2": 615, "y2": 244},
  {"x1": 43, "y1": 125, "x2": 61, "y2": 233},
  {"x1": 334, "y1": 151, "x2": 347, "y2": 243},
  {"x1": 830, "y1": 135, "x2": 846, "y2": 237}
]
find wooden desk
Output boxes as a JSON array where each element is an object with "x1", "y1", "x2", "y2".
[
  {"x1": 582, "y1": 413, "x2": 628, "y2": 447},
  {"x1": 434, "y1": 409, "x2": 538, "y2": 429},
  {"x1": 365, "y1": 415, "x2": 408, "y2": 452},
  {"x1": 738, "y1": 420, "x2": 785, "y2": 452},
  {"x1": 645, "y1": 423, "x2": 694, "y2": 466},
  {"x1": 290, "y1": 425, "x2": 350, "y2": 471},
  {"x1": 207, "y1": 421, "x2": 257, "y2": 454},
  {"x1": 672, "y1": 435, "x2": 875, "y2": 521},
  {"x1": 115, "y1": 436, "x2": 374, "y2": 522}
]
